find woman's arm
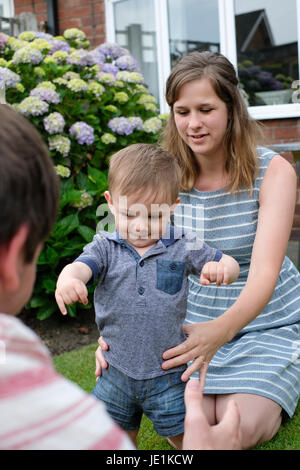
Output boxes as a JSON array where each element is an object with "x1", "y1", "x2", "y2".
[
  {"x1": 217, "y1": 155, "x2": 297, "y2": 340},
  {"x1": 162, "y1": 155, "x2": 297, "y2": 380}
]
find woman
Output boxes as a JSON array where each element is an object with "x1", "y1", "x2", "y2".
[{"x1": 96, "y1": 51, "x2": 300, "y2": 449}]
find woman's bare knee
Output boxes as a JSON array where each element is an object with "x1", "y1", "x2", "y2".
[{"x1": 216, "y1": 393, "x2": 282, "y2": 449}]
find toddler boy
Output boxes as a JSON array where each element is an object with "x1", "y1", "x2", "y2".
[{"x1": 55, "y1": 143, "x2": 240, "y2": 448}]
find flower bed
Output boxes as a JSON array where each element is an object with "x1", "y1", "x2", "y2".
[{"x1": 0, "y1": 28, "x2": 167, "y2": 319}]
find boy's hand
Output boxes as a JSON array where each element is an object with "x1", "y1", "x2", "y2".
[
  {"x1": 200, "y1": 261, "x2": 229, "y2": 286},
  {"x1": 55, "y1": 279, "x2": 88, "y2": 315}
]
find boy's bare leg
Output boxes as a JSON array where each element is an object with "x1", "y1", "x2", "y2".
[
  {"x1": 166, "y1": 432, "x2": 183, "y2": 450},
  {"x1": 127, "y1": 429, "x2": 139, "y2": 448}
]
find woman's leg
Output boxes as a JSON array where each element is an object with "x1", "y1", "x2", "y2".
[{"x1": 216, "y1": 393, "x2": 282, "y2": 449}]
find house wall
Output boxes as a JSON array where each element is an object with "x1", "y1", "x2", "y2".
[
  {"x1": 14, "y1": 0, "x2": 106, "y2": 47},
  {"x1": 12, "y1": 0, "x2": 300, "y2": 240}
]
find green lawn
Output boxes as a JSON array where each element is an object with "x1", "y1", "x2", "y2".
[{"x1": 53, "y1": 343, "x2": 300, "y2": 450}]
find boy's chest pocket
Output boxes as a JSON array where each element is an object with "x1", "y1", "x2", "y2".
[{"x1": 156, "y1": 260, "x2": 186, "y2": 295}]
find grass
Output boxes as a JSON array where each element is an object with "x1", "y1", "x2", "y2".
[{"x1": 53, "y1": 343, "x2": 300, "y2": 450}]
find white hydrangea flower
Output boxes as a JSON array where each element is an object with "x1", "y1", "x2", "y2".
[
  {"x1": 67, "y1": 78, "x2": 89, "y2": 93},
  {"x1": 55, "y1": 165, "x2": 71, "y2": 178},
  {"x1": 101, "y1": 133, "x2": 117, "y2": 145},
  {"x1": 18, "y1": 96, "x2": 49, "y2": 116},
  {"x1": 49, "y1": 135, "x2": 71, "y2": 157},
  {"x1": 143, "y1": 117, "x2": 162, "y2": 134}
]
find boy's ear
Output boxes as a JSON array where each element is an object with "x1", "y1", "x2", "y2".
[
  {"x1": 170, "y1": 197, "x2": 180, "y2": 215},
  {"x1": 104, "y1": 191, "x2": 115, "y2": 215},
  {"x1": 104, "y1": 191, "x2": 112, "y2": 204},
  {"x1": 0, "y1": 224, "x2": 29, "y2": 292}
]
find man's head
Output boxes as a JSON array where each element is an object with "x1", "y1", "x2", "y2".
[
  {"x1": 0, "y1": 105, "x2": 59, "y2": 314},
  {"x1": 105, "y1": 143, "x2": 181, "y2": 249}
]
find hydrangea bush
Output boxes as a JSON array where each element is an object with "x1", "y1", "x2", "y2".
[{"x1": 0, "y1": 28, "x2": 167, "y2": 319}]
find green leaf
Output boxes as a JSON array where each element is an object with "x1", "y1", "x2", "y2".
[
  {"x1": 52, "y1": 213, "x2": 79, "y2": 240},
  {"x1": 88, "y1": 165, "x2": 107, "y2": 193},
  {"x1": 77, "y1": 225, "x2": 96, "y2": 243},
  {"x1": 29, "y1": 295, "x2": 50, "y2": 309},
  {"x1": 37, "y1": 303, "x2": 57, "y2": 320},
  {"x1": 60, "y1": 189, "x2": 83, "y2": 208},
  {"x1": 46, "y1": 245, "x2": 59, "y2": 264},
  {"x1": 37, "y1": 251, "x2": 48, "y2": 265},
  {"x1": 42, "y1": 278, "x2": 57, "y2": 292},
  {"x1": 66, "y1": 303, "x2": 77, "y2": 318}
]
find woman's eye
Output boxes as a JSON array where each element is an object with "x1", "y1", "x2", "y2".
[{"x1": 201, "y1": 109, "x2": 213, "y2": 113}]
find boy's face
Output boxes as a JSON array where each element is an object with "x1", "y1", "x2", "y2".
[{"x1": 105, "y1": 189, "x2": 180, "y2": 250}]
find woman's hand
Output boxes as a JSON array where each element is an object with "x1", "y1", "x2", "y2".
[
  {"x1": 95, "y1": 336, "x2": 109, "y2": 380},
  {"x1": 183, "y1": 366, "x2": 241, "y2": 450},
  {"x1": 162, "y1": 320, "x2": 230, "y2": 381}
]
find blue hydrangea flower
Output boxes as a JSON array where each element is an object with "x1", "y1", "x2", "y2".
[
  {"x1": 97, "y1": 42, "x2": 123, "y2": 60},
  {"x1": 30, "y1": 86, "x2": 60, "y2": 104},
  {"x1": 0, "y1": 67, "x2": 21, "y2": 89},
  {"x1": 115, "y1": 55, "x2": 139, "y2": 71},
  {"x1": 128, "y1": 117, "x2": 144, "y2": 131},
  {"x1": 102, "y1": 63, "x2": 119, "y2": 75},
  {"x1": 50, "y1": 38, "x2": 71, "y2": 53},
  {"x1": 34, "y1": 32, "x2": 53, "y2": 41},
  {"x1": 86, "y1": 49, "x2": 105, "y2": 66},
  {"x1": 44, "y1": 112, "x2": 65, "y2": 134},
  {"x1": 108, "y1": 117, "x2": 136, "y2": 136},
  {"x1": 69, "y1": 121, "x2": 95, "y2": 145}
]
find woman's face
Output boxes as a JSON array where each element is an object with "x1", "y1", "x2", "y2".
[{"x1": 173, "y1": 77, "x2": 229, "y2": 160}]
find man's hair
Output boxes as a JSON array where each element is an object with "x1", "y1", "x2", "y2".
[
  {"x1": 108, "y1": 143, "x2": 181, "y2": 203},
  {"x1": 0, "y1": 105, "x2": 60, "y2": 262}
]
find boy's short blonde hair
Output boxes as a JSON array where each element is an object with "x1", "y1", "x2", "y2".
[{"x1": 108, "y1": 143, "x2": 181, "y2": 204}]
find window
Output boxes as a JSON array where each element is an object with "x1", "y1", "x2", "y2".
[
  {"x1": 168, "y1": 0, "x2": 220, "y2": 68},
  {"x1": 106, "y1": 0, "x2": 300, "y2": 119},
  {"x1": 0, "y1": 0, "x2": 14, "y2": 34}
]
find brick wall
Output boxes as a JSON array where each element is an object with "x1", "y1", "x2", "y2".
[
  {"x1": 14, "y1": 0, "x2": 106, "y2": 47},
  {"x1": 259, "y1": 118, "x2": 300, "y2": 240}
]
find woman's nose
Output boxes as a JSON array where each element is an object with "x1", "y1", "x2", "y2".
[{"x1": 189, "y1": 112, "x2": 203, "y2": 130}]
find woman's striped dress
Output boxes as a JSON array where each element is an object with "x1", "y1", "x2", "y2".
[{"x1": 174, "y1": 147, "x2": 300, "y2": 417}]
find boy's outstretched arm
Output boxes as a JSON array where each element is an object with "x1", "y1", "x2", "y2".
[
  {"x1": 55, "y1": 262, "x2": 92, "y2": 315},
  {"x1": 200, "y1": 254, "x2": 240, "y2": 286}
]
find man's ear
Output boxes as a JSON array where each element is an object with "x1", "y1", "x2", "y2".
[{"x1": 0, "y1": 224, "x2": 29, "y2": 292}]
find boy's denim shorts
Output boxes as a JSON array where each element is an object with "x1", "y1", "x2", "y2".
[{"x1": 91, "y1": 364, "x2": 186, "y2": 437}]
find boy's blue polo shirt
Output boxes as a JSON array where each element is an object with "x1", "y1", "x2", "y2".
[{"x1": 75, "y1": 225, "x2": 222, "y2": 380}]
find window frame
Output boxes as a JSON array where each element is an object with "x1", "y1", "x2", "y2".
[
  {"x1": 0, "y1": 0, "x2": 14, "y2": 17},
  {"x1": 105, "y1": 0, "x2": 300, "y2": 119}
]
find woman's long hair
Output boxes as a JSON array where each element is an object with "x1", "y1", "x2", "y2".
[{"x1": 161, "y1": 51, "x2": 263, "y2": 195}]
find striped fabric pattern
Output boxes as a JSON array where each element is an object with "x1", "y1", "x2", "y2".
[
  {"x1": 174, "y1": 147, "x2": 300, "y2": 417},
  {"x1": 0, "y1": 314, "x2": 134, "y2": 450}
]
